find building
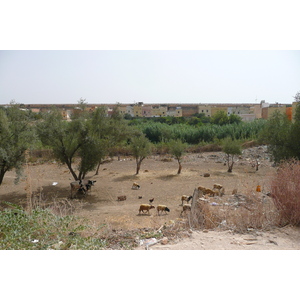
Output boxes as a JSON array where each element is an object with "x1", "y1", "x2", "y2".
[
  {"x1": 198, "y1": 105, "x2": 211, "y2": 117},
  {"x1": 262, "y1": 104, "x2": 286, "y2": 120},
  {"x1": 210, "y1": 105, "x2": 227, "y2": 117},
  {"x1": 151, "y1": 105, "x2": 168, "y2": 117},
  {"x1": 166, "y1": 106, "x2": 182, "y2": 117},
  {"x1": 133, "y1": 103, "x2": 143, "y2": 117}
]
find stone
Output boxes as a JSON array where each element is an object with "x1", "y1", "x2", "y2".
[{"x1": 161, "y1": 237, "x2": 168, "y2": 245}]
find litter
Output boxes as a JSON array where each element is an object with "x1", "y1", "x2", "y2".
[
  {"x1": 52, "y1": 182, "x2": 58, "y2": 186},
  {"x1": 139, "y1": 238, "x2": 159, "y2": 250}
]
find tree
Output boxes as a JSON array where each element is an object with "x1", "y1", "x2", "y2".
[
  {"x1": 130, "y1": 134, "x2": 152, "y2": 175},
  {"x1": 294, "y1": 91, "x2": 300, "y2": 102},
  {"x1": 91, "y1": 106, "x2": 131, "y2": 175},
  {"x1": 228, "y1": 113, "x2": 242, "y2": 124},
  {"x1": 211, "y1": 111, "x2": 229, "y2": 125},
  {"x1": 168, "y1": 139, "x2": 188, "y2": 174},
  {"x1": 37, "y1": 108, "x2": 99, "y2": 180},
  {"x1": 259, "y1": 110, "x2": 293, "y2": 164},
  {"x1": 0, "y1": 104, "x2": 34, "y2": 186},
  {"x1": 222, "y1": 138, "x2": 242, "y2": 172}
]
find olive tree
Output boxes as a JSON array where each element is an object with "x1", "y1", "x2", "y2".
[
  {"x1": 37, "y1": 108, "x2": 101, "y2": 180},
  {"x1": 259, "y1": 110, "x2": 293, "y2": 164},
  {"x1": 168, "y1": 139, "x2": 188, "y2": 174},
  {"x1": 130, "y1": 134, "x2": 152, "y2": 175},
  {"x1": 222, "y1": 138, "x2": 242, "y2": 172},
  {"x1": 0, "y1": 104, "x2": 34, "y2": 186},
  {"x1": 92, "y1": 106, "x2": 132, "y2": 175}
]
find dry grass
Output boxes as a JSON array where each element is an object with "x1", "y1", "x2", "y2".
[
  {"x1": 271, "y1": 159, "x2": 300, "y2": 226},
  {"x1": 184, "y1": 187, "x2": 280, "y2": 233}
]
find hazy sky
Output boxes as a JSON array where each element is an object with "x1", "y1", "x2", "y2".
[{"x1": 1, "y1": 50, "x2": 299, "y2": 105}]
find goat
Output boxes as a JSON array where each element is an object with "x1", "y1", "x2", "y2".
[
  {"x1": 213, "y1": 184, "x2": 225, "y2": 196},
  {"x1": 181, "y1": 195, "x2": 193, "y2": 206},
  {"x1": 132, "y1": 182, "x2": 141, "y2": 190},
  {"x1": 180, "y1": 204, "x2": 191, "y2": 216},
  {"x1": 70, "y1": 179, "x2": 96, "y2": 199},
  {"x1": 157, "y1": 205, "x2": 170, "y2": 215},
  {"x1": 117, "y1": 195, "x2": 127, "y2": 201},
  {"x1": 198, "y1": 186, "x2": 216, "y2": 197},
  {"x1": 139, "y1": 204, "x2": 155, "y2": 215},
  {"x1": 70, "y1": 181, "x2": 86, "y2": 199}
]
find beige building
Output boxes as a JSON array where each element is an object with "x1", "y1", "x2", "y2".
[
  {"x1": 252, "y1": 104, "x2": 263, "y2": 119},
  {"x1": 117, "y1": 105, "x2": 127, "y2": 116},
  {"x1": 151, "y1": 105, "x2": 168, "y2": 117},
  {"x1": 133, "y1": 104, "x2": 143, "y2": 117},
  {"x1": 198, "y1": 105, "x2": 212, "y2": 117},
  {"x1": 262, "y1": 104, "x2": 287, "y2": 119},
  {"x1": 166, "y1": 106, "x2": 182, "y2": 117},
  {"x1": 210, "y1": 106, "x2": 227, "y2": 117}
]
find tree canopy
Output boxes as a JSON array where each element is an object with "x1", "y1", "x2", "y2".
[{"x1": 0, "y1": 104, "x2": 34, "y2": 185}]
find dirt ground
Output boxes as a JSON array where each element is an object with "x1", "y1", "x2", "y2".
[{"x1": 1, "y1": 150, "x2": 300, "y2": 250}]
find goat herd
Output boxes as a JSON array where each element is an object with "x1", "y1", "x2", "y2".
[{"x1": 70, "y1": 179, "x2": 225, "y2": 219}]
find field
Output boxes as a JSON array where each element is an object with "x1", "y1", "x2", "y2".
[{"x1": 1, "y1": 148, "x2": 300, "y2": 249}]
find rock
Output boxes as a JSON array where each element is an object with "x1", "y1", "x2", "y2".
[{"x1": 161, "y1": 237, "x2": 168, "y2": 245}]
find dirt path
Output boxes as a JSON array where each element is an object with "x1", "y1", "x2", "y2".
[{"x1": 141, "y1": 226, "x2": 300, "y2": 250}]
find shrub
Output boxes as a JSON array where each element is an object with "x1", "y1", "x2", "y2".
[
  {"x1": 270, "y1": 159, "x2": 300, "y2": 226},
  {"x1": 0, "y1": 204, "x2": 107, "y2": 250}
]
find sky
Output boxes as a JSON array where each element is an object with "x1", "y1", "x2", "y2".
[{"x1": 0, "y1": 50, "x2": 299, "y2": 105}]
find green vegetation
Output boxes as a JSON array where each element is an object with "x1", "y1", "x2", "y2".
[
  {"x1": 130, "y1": 134, "x2": 152, "y2": 175},
  {"x1": 0, "y1": 103, "x2": 35, "y2": 185},
  {"x1": 222, "y1": 138, "x2": 242, "y2": 172},
  {"x1": 133, "y1": 119, "x2": 266, "y2": 144},
  {"x1": 37, "y1": 106, "x2": 131, "y2": 180},
  {"x1": 0, "y1": 204, "x2": 106, "y2": 250},
  {"x1": 168, "y1": 139, "x2": 188, "y2": 174},
  {"x1": 259, "y1": 102, "x2": 300, "y2": 164}
]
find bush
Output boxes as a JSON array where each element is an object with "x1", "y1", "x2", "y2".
[
  {"x1": 270, "y1": 159, "x2": 300, "y2": 226},
  {"x1": 0, "y1": 204, "x2": 107, "y2": 250}
]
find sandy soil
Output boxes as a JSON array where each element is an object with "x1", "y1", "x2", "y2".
[{"x1": 1, "y1": 150, "x2": 300, "y2": 250}]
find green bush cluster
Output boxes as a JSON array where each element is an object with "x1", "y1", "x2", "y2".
[{"x1": 134, "y1": 119, "x2": 266, "y2": 144}]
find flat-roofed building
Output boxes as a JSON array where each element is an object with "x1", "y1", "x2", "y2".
[
  {"x1": 133, "y1": 103, "x2": 143, "y2": 117},
  {"x1": 262, "y1": 104, "x2": 287, "y2": 119},
  {"x1": 167, "y1": 106, "x2": 182, "y2": 117},
  {"x1": 198, "y1": 105, "x2": 211, "y2": 117},
  {"x1": 211, "y1": 105, "x2": 227, "y2": 117}
]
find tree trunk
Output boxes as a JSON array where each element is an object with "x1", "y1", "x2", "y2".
[
  {"x1": 65, "y1": 160, "x2": 78, "y2": 181},
  {"x1": 0, "y1": 168, "x2": 6, "y2": 186},
  {"x1": 136, "y1": 161, "x2": 141, "y2": 175},
  {"x1": 95, "y1": 159, "x2": 102, "y2": 175},
  {"x1": 227, "y1": 154, "x2": 234, "y2": 172},
  {"x1": 177, "y1": 161, "x2": 182, "y2": 174}
]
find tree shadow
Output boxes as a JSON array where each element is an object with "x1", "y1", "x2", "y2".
[
  {"x1": 113, "y1": 174, "x2": 138, "y2": 182},
  {"x1": 157, "y1": 174, "x2": 179, "y2": 181}
]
